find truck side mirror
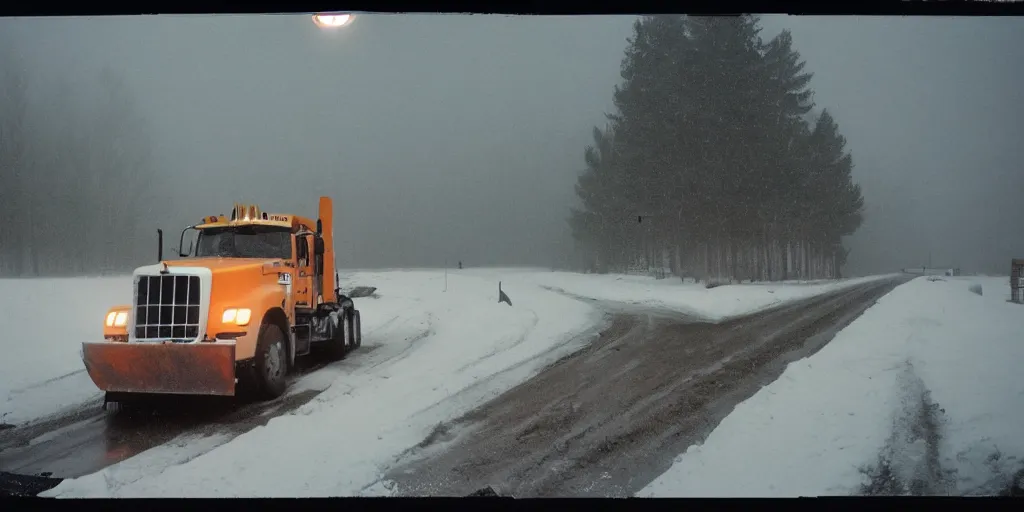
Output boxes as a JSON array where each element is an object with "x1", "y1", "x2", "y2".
[
  {"x1": 179, "y1": 239, "x2": 193, "y2": 258},
  {"x1": 314, "y1": 237, "x2": 325, "y2": 256},
  {"x1": 316, "y1": 219, "x2": 323, "y2": 235}
]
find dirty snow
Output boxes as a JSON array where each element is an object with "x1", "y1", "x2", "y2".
[{"x1": 640, "y1": 275, "x2": 1024, "y2": 497}]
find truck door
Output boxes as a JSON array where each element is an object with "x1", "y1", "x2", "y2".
[
  {"x1": 313, "y1": 235, "x2": 325, "y2": 304},
  {"x1": 294, "y1": 235, "x2": 313, "y2": 308}
]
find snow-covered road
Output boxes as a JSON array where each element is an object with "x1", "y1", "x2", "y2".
[
  {"x1": 0, "y1": 268, "x2": 946, "y2": 497},
  {"x1": 1, "y1": 269, "x2": 886, "y2": 428}
]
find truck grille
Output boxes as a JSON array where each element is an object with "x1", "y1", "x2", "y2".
[{"x1": 134, "y1": 275, "x2": 201, "y2": 340}]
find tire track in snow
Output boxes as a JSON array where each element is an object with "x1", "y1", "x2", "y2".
[
  {"x1": 859, "y1": 360, "x2": 955, "y2": 496},
  {"x1": 451, "y1": 310, "x2": 540, "y2": 375},
  {"x1": 400, "y1": 312, "x2": 610, "y2": 424},
  {"x1": 7, "y1": 370, "x2": 86, "y2": 396},
  {"x1": 361, "y1": 314, "x2": 434, "y2": 373}
]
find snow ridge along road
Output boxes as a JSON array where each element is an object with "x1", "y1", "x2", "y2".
[{"x1": 384, "y1": 275, "x2": 909, "y2": 497}]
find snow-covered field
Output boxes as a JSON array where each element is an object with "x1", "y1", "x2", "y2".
[
  {"x1": 1, "y1": 267, "x2": 899, "y2": 497},
  {"x1": 640, "y1": 275, "x2": 1024, "y2": 497}
]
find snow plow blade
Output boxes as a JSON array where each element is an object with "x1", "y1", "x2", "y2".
[{"x1": 81, "y1": 341, "x2": 237, "y2": 396}]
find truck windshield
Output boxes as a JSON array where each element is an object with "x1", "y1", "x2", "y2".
[{"x1": 194, "y1": 227, "x2": 292, "y2": 259}]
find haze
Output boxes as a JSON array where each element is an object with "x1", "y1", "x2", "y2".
[{"x1": 2, "y1": 14, "x2": 1022, "y2": 275}]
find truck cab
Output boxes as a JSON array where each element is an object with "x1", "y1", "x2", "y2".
[{"x1": 85, "y1": 196, "x2": 361, "y2": 403}]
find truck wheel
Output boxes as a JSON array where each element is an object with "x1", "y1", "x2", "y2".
[
  {"x1": 251, "y1": 322, "x2": 289, "y2": 400},
  {"x1": 353, "y1": 310, "x2": 362, "y2": 348},
  {"x1": 324, "y1": 311, "x2": 349, "y2": 362}
]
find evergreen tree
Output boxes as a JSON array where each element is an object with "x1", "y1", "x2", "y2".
[
  {"x1": 570, "y1": 125, "x2": 626, "y2": 272},
  {"x1": 803, "y1": 109, "x2": 864, "y2": 275},
  {"x1": 754, "y1": 28, "x2": 816, "y2": 279},
  {"x1": 570, "y1": 15, "x2": 865, "y2": 281}
]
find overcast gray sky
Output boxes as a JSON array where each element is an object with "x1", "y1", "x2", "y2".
[
  {"x1": 758, "y1": 16, "x2": 1024, "y2": 276},
  {"x1": 3, "y1": 14, "x2": 1022, "y2": 275}
]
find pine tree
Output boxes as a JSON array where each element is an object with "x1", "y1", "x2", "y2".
[
  {"x1": 611, "y1": 16, "x2": 688, "y2": 271},
  {"x1": 803, "y1": 109, "x2": 864, "y2": 276},
  {"x1": 570, "y1": 125, "x2": 628, "y2": 272},
  {"x1": 756, "y1": 28, "x2": 816, "y2": 280},
  {"x1": 570, "y1": 15, "x2": 864, "y2": 281}
]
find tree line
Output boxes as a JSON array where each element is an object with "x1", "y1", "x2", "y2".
[
  {"x1": 569, "y1": 15, "x2": 864, "y2": 282},
  {"x1": 0, "y1": 43, "x2": 158, "y2": 277}
]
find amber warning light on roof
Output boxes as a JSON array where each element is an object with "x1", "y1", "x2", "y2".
[{"x1": 312, "y1": 13, "x2": 355, "y2": 29}]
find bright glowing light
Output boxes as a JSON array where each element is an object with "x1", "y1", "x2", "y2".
[
  {"x1": 312, "y1": 13, "x2": 354, "y2": 29},
  {"x1": 114, "y1": 311, "x2": 128, "y2": 327},
  {"x1": 235, "y1": 308, "x2": 252, "y2": 326},
  {"x1": 222, "y1": 308, "x2": 252, "y2": 326}
]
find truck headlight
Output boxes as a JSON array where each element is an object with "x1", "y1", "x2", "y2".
[
  {"x1": 222, "y1": 308, "x2": 252, "y2": 326},
  {"x1": 104, "y1": 306, "x2": 132, "y2": 332}
]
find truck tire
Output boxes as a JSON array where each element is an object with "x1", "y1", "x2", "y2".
[
  {"x1": 353, "y1": 310, "x2": 362, "y2": 348},
  {"x1": 324, "y1": 311, "x2": 349, "y2": 362},
  {"x1": 250, "y1": 322, "x2": 289, "y2": 400}
]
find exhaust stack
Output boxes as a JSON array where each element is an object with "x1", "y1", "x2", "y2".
[{"x1": 319, "y1": 196, "x2": 336, "y2": 304}]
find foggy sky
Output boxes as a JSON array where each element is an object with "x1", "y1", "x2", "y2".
[
  {"x1": 3, "y1": 14, "x2": 1023, "y2": 275},
  {"x1": 757, "y1": 16, "x2": 1024, "y2": 276}
]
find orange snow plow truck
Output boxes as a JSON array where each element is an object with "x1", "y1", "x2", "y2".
[{"x1": 82, "y1": 196, "x2": 362, "y2": 406}]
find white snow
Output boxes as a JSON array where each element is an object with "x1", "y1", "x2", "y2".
[
  {"x1": 1, "y1": 267, "x2": 905, "y2": 497},
  {"x1": 640, "y1": 275, "x2": 1024, "y2": 497}
]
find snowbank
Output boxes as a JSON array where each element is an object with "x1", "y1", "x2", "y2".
[
  {"x1": 639, "y1": 276, "x2": 1024, "y2": 496},
  {"x1": 0, "y1": 277, "x2": 132, "y2": 425},
  {"x1": 42, "y1": 270, "x2": 600, "y2": 497},
  {"x1": 496, "y1": 269, "x2": 897, "y2": 322}
]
